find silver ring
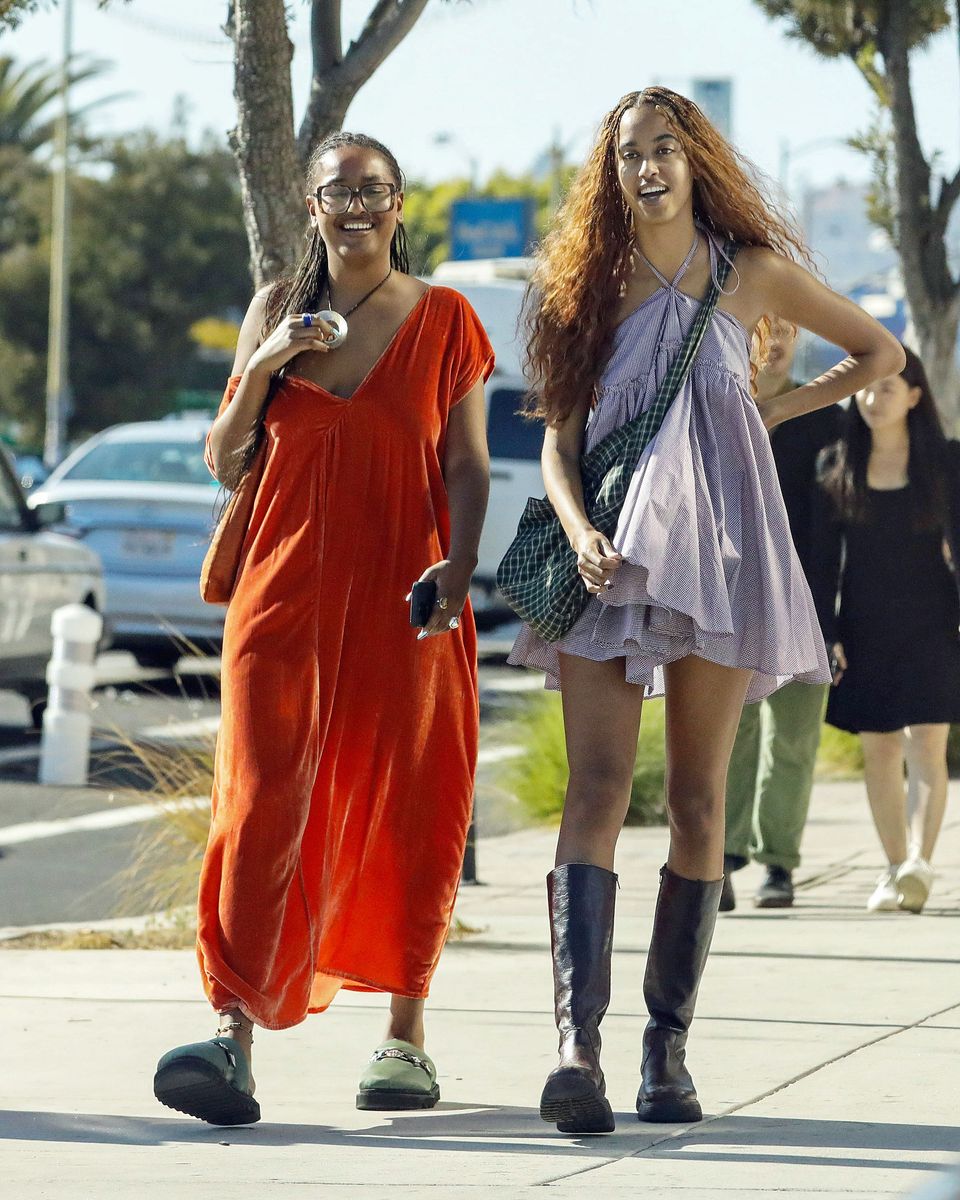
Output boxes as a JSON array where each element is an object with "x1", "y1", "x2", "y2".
[
  {"x1": 302, "y1": 313, "x2": 313, "y2": 327},
  {"x1": 436, "y1": 596, "x2": 449, "y2": 611}
]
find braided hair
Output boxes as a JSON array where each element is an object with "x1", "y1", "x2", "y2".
[{"x1": 221, "y1": 133, "x2": 409, "y2": 490}]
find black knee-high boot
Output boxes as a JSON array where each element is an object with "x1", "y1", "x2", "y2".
[
  {"x1": 636, "y1": 864, "x2": 722, "y2": 1123},
  {"x1": 539, "y1": 862, "x2": 617, "y2": 1134}
]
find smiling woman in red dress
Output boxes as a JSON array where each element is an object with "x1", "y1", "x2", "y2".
[{"x1": 153, "y1": 133, "x2": 494, "y2": 1126}]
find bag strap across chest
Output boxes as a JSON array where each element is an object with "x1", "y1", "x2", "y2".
[{"x1": 584, "y1": 239, "x2": 738, "y2": 515}]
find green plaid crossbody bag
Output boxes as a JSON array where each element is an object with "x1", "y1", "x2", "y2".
[{"x1": 496, "y1": 241, "x2": 738, "y2": 643}]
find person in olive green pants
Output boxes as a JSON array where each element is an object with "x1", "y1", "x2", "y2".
[
  {"x1": 722, "y1": 320, "x2": 840, "y2": 910},
  {"x1": 723, "y1": 682, "x2": 829, "y2": 908}
]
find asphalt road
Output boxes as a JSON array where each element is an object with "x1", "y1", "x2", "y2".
[{"x1": 0, "y1": 630, "x2": 539, "y2": 930}]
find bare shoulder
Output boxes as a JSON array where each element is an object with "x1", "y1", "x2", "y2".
[
  {"x1": 734, "y1": 245, "x2": 796, "y2": 287},
  {"x1": 394, "y1": 272, "x2": 431, "y2": 303},
  {"x1": 714, "y1": 245, "x2": 779, "y2": 332},
  {"x1": 231, "y1": 286, "x2": 274, "y2": 374},
  {"x1": 237, "y1": 284, "x2": 272, "y2": 331},
  {"x1": 250, "y1": 283, "x2": 273, "y2": 315},
  {"x1": 723, "y1": 246, "x2": 817, "y2": 331}
]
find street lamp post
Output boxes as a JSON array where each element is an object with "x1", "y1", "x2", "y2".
[
  {"x1": 44, "y1": 0, "x2": 74, "y2": 469},
  {"x1": 433, "y1": 131, "x2": 478, "y2": 194},
  {"x1": 778, "y1": 135, "x2": 850, "y2": 203}
]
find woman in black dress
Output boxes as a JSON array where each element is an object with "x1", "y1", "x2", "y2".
[{"x1": 812, "y1": 347, "x2": 960, "y2": 914}]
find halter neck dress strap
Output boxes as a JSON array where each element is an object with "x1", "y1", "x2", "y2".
[{"x1": 636, "y1": 231, "x2": 700, "y2": 290}]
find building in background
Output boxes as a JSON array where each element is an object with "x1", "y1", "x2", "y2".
[
  {"x1": 797, "y1": 181, "x2": 904, "y2": 379},
  {"x1": 802, "y1": 181, "x2": 898, "y2": 293},
  {"x1": 795, "y1": 181, "x2": 960, "y2": 381},
  {"x1": 692, "y1": 78, "x2": 732, "y2": 140}
]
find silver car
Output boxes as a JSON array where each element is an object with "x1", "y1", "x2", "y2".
[
  {"x1": 29, "y1": 419, "x2": 223, "y2": 669},
  {"x1": 0, "y1": 449, "x2": 103, "y2": 722}
]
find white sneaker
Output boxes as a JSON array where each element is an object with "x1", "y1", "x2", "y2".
[
  {"x1": 866, "y1": 866, "x2": 901, "y2": 912},
  {"x1": 896, "y1": 857, "x2": 935, "y2": 913}
]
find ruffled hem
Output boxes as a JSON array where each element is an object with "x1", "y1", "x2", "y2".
[{"x1": 507, "y1": 593, "x2": 831, "y2": 705}]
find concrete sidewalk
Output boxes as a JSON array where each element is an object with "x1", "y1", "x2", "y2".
[{"x1": 1, "y1": 778, "x2": 958, "y2": 1198}]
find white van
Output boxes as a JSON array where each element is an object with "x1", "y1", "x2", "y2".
[{"x1": 428, "y1": 266, "x2": 544, "y2": 626}]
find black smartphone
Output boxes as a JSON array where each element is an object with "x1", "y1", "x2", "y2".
[{"x1": 409, "y1": 579, "x2": 438, "y2": 628}]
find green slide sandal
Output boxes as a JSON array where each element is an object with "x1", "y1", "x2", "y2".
[
  {"x1": 356, "y1": 1039, "x2": 440, "y2": 1111},
  {"x1": 154, "y1": 1032, "x2": 260, "y2": 1126}
]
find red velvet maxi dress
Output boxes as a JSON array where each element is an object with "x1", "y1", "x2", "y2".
[{"x1": 196, "y1": 286, "x2": 494, "y2": 1028}]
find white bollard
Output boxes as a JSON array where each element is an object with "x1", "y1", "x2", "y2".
[{"x1": 39, "y1": 603, "x2": 103, "y2": 787}]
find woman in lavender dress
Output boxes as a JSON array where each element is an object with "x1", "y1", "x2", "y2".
[{"x1": 509, "y1": 88, "x2": 904, "y2": 1135}]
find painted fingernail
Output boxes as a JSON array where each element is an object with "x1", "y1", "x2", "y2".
[{"x1": 417, "y1": 630, "x2": 427, "y2": 641}]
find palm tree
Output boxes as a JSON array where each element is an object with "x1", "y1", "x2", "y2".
[{"x1": 0, "y1": 54, "x2": 111, "y2": 158}]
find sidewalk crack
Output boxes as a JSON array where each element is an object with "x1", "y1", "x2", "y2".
[{"x1": 534, "y1": 997, "x2": 960, "y2": 1186}]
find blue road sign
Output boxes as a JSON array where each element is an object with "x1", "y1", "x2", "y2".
[{"x1": 450, "y1": 198, "x2": 534, "y2": 260}]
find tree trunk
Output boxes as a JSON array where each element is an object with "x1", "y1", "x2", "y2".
[
  {"x1": 297, "y1": 0, "x2": 430, "y2": 165},
  {"x1": 879, "y1": 1, "x2": 960, "y2": 422},
  {"x1": 920, "y1": 300, "x2": 960, "y2": 413},
  {"x1": 230, "y1": 0, "x2": 305, "y2": 289}
]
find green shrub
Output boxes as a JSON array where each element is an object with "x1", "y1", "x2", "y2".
[
  {"x1": 500, "y1": 692, "x2": 667, "y2": 827},
  {"x1": 947, "y1": 725, "x2": 960, "y2": 775},
  {"x1": 498, "y1": 688, "x2": 914, "y2": 828},
  {"x1": 814, "y1": 722, "x2": 960, "y2": 779},
  {"x1": 814, "y1": 722, "x2": 864, "y2": 778}
]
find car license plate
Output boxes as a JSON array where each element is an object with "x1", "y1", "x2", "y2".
[{"x1": 120, "y1": 529, "x2": 175, "y2": 558}]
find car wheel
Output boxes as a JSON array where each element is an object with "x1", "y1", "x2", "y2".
[{"x1": 133, "y1": 647, "x2": 183, "y2": 671}]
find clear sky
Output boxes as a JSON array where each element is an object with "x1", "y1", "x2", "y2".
[{"x1": 2, "y1": 0, "x2": 957, "y2": 210}]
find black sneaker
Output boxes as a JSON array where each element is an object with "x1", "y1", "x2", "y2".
[{"x1": 754, "y1": 865, "x2": 794, "y2": 909}]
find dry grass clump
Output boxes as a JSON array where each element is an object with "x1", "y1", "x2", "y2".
[
  {"x1": 107, "y1": 736, "x2": 215, "y2": 918},
  {"x1": 0, "y1": 920, "x2": 196, "y2": 951}
]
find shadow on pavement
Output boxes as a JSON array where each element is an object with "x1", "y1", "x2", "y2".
[
  {"x1": 650, "y1": 1114, "x2": 960, "y2": 1173},
  {"x1": 1, "y1": 1107, "x2": 957, "y2": 1168},
  {"x1": 456, "y1": 939, "x2": 960, "y2": 963}
]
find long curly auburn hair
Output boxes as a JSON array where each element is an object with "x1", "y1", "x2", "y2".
[{"x1": 525, "y1": 87, "x2": 812, "y2": 425}]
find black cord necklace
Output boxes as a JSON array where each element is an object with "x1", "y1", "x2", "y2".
[
  {"x1": 314, "y1": 268, "x2": 392, "y2": 350},
  {"x1": 328, "y1": 268, "x2": 393, "y2": 319}
]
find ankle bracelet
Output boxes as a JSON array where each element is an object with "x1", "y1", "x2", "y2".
[{"x1": 217, "y1": 1018, "x2": 253, "y2": 1043}]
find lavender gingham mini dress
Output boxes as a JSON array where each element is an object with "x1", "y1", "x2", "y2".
[{"x1": 508, "y1": 230, "x2": 832, "y2": 704}]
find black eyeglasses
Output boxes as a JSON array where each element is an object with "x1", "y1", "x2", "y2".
[{"x1": 315, "y1": 183, "x2": 398, "y2": 215}]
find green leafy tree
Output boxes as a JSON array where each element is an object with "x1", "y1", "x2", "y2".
[
  {"x1": 0, "y1": 132, "x2": 250, "y2": 443},
  {"x1": 754, "y1": 1, "x2": 960, "y2": 417},
  {"x1": 403, "y1": 169, "x2": 578, "y2": 275}
]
